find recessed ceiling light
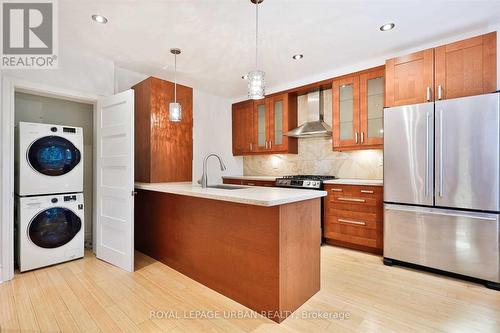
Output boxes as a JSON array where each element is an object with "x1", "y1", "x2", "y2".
[
  {"x1": 292, "y1": 54, "x2": 303, "y2": 60},
  {"x1": 242, "y1": 74, "x2": 248, "y2": 80},
  {"x1": 91, "y1": 14, "x2": 108, "y2": 24},
  {"x1": 380, "y1": 23, "x2": 395, "y2": 31}
]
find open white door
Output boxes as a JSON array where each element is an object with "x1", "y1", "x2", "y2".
[{"x1": 96, "y1": 89, "x2": 135, "y2": 272}]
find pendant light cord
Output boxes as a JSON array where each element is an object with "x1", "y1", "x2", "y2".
[
  {"x1": 174, "y1": 53, "x2": 177, "y2": 103},
  {"x1": 255, "y1": 0, "x2": 259, "y2": 69}
]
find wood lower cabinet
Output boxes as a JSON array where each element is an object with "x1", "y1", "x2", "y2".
[
  {"x1": 223, "y1": 178, "x2": 275, "y2": 187},
  {"x1": 232, "y1": 93, "x2": 298, "y2": 156},
  {"x1": 133, "y1": 77, "x2": 193, "y2": 183},
  {"x1": 332, "y1": 66, "x2": 385, "y2": 151},
  {"x1": 323, "y1": 184, "x2": 383, "y2": 254},
  {"x1": 435, "y1": 32, "x2": 496, "y2": 100},
  {"x1": 385, "y1": 32, "x2": 497, "y2": 107}
]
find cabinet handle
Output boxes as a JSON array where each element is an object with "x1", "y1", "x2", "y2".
[
  {"x1": 331, "y1": 188, "x2": 343, "y2": 192},
  {"x1": 249, "y1": 143, "x2": 253, "y2": 151},
  {"x1": 337, "y1": 197, "x2": 366, "y2": 203},
  {"x1": 426, "y1": 86, "x2": 431, "y2": 101},
  {"x1": 246, "y1": 182, "x2": 255, "y2": 186},
  {"x1": 361, "y1": 132, "x2": 364, "y2": 144},
  {"x1": 438, "y1": 85, "x2": 443, "y2": 100},
  {"x1": 265, "y1": 141, "x2": 268, "y2": 149},
  {"x1": 355, "y1": 132, "x2": 358, "y2": 144},
  {"x1": 338, "y1": 218, "x2": 366, "y2": 226},
  {"x1": 269, "y1": 140, "x2": 272, "y2": 149},
  {"x1": 360, "y1": 190, "x2": 373, "y2": 194}
]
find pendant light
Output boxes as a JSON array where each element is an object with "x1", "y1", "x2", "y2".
[
  {"x1": 169, "y1": 48, "x2": 182, "y2": 122},
  {"x1": 247, "y1": 0, "x2": 265, "y2": 100}
]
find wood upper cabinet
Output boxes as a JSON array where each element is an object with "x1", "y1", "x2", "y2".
[
  {"x1": 435, "y1": 32, "x2": 497, "y2": 100},
  {"x1": 385, "y1": 32, "x2": 497, "y2": 107},
  {"x1": 232, "y1": 100, "x2": 254, "y2": 155},
  {"x1": 385, "y1": 48, "x2": 434, "y2": 107},
  {"x1": 133, "y1": 77, "x2": 193, "y2": 183},
  {"x1": 232, "y1": 93, "x2": 297, "y2": 156},
  {"x1": 333, "y1": 67, "x2": 384, "y2": 151}
]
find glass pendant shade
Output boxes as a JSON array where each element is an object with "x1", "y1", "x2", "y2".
[
  {"x1": 169, "y1": 102, "x2": 182, "y2": 122},
  {"x1": 247, "y1": 70, "x2": 265, "y2": 100}
]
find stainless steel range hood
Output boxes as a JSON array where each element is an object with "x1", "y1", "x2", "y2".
[{"x1": 285, "y1": 90, "x2": 332, "y2": 138}]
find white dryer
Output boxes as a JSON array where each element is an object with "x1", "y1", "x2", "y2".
[
  {"x1": 15, "y1": 193, "x2": 84, "y2": 272},
  {"x1": 15, "y1": 122, "x2": 84, "y2": 196}
]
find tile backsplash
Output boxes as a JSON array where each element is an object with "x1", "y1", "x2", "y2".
[{"x1": 243, "y1": 89, "x2": 383, "y2": 179}]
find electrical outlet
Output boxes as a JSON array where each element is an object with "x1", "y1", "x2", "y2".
[{"x1": 378, "y1": 157, "x2": 383, "y2": 166}]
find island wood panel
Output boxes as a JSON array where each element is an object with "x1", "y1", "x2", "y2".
[
  {"x1": 435, "y1": 32, "x2": 497, "y2": 100},
  {"x1": 385, "y1": 48, "x2": 434, "y2": 107},
  {"x1": 134, "y1": 190, "x2": 320, "y2": 322},
  {"x1": 133, "y1": 77, "x2": 193, "y2": 183},
  {"x1": 279, "y1": 199, "x2": 320, "y2": 314}
]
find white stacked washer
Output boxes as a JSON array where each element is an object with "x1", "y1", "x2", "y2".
[{"x1": 15, "y1": 122, "x2": 85, "y2": 272}]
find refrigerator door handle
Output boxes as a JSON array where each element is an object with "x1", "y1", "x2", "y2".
[
  {"x1": 438, "y1": 109, "x2": 444, "y2": 197},
  {"x1": 425, "y1": 111, "x2": 430, "y2": 196}
]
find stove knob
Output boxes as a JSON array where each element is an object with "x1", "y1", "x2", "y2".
[{"x1": 304, "y1": 181, "x2": 310, "y2": 186}]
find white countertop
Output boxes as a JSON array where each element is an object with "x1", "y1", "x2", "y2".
[
  {"x1": 222, "y1": 175, "x2": 279, "y2": 181},
  {"x1": 135, "y1": 182, "x2": 326, "y2": 207},
  {"x1": 323, "y1": 179, "x2": 383, "y2": 186}
]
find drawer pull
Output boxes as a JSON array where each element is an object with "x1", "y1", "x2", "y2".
[
  {"x1": 331, "y1": 188, "x2": 343, "y2": 192},
  {"x1": 338, "y1": 218, "x2": 366, "y2": 226},
  {"x1": 246, "y1": 183, "x2": 255, "y2": 186},
  {"x1": 360, "y1": 190, "x2": 374, "y2": 194},
  {"x1": 337, "y1": 197, "x2": 366, "y2": 203}
]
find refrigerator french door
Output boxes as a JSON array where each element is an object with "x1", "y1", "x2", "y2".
[{"x1": 383, "y1": 93, "x2": 500, "y2": 287}]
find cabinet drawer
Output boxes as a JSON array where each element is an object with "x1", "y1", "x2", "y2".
[
  {"x1": 325, "y1": 210, "x2": 380, "y2": 230},
  {"x1": 323, "y1": 224, "x2": 379, "y2": 248},
  {"x1": 223, "y1": 178, "x2": 244, "y2": 185},
  {"x1": 326, "y1": 184, "x2": 382, "y2": 197}
]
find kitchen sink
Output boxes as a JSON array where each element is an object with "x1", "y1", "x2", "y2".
[{"x1": 206, "y1": 184, "x2": 248, "y2": 190}]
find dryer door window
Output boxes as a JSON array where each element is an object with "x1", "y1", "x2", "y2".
[
  {"x1": 27, "y1": 136, "x2": 81, "y2": 176},
  {"x1": 29, "y1": 207, "x2": 82, "y2": 248}
]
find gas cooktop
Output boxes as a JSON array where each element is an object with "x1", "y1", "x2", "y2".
[{"x1": 275, "y1": 175, "x2": 336, "y2": 189}]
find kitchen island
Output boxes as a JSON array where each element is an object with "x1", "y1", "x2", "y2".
[{"x1": 134, "y1": 182, "x2": 326, "y2": 322}]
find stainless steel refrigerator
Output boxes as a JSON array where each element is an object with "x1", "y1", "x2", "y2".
[{"x1": 383, "y1": 92, "x2": 500, "y2": 289}]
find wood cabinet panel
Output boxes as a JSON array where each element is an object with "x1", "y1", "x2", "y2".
[
  {"x1": 385, "y1": 48, "x2": 434, "y2": 107},
  {"x1": 435, "y1": 32, "x2": 497, "y2": 100},
  {"x1": 223, "y1": 178, "x2": 275, "y2": 187},
  {"x1": 133, "y1": 77, "x2": 193, "y2": 183},
  {"x1": 232, "y1": 100, "x2": 254, "y2": 155}
]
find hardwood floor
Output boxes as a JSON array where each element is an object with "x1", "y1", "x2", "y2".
[{"x1": 1, "y1": 246, "x2": 498, "y2": 332}]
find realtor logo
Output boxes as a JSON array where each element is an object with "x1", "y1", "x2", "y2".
[{"x1": 1, "y1": 0, "x2": 58, "y2": 68}]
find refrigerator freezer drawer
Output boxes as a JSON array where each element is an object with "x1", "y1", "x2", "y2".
[{"x1": 384, "y1": 204, "x2": 499, "y2": 283}]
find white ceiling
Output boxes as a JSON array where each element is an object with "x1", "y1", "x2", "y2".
[{"x1": 60, "y1": 0, "x2": 500, "y2": 99}]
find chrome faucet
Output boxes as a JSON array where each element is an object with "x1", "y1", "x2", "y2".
[{"x1": 200, "y1": 153, "x2": 226, "y2": 188}]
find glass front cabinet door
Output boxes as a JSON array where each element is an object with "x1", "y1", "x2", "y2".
[
  {"x1": 269, "y1": 94, "x2": 288, "y2": 151},
  {"x1": 333, "y1": 76, "x2": 360, "y2": 149},
  {"x1": 332, "y1": 67, "x2": 384, "y2": 151},
  {"x1": 254, "y1": 99, "x2": 268, "y2": 152},
  {"x1": 360, "y1": 69, "x2": 384, "y2": 146}
]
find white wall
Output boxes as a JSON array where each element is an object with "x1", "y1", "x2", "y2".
[
  {"x1": 114, "y1": 66, "x2": 244, "y2": 183},
  {"x1": 192, "y1": 90, "x2": 243, "y2": 184}
]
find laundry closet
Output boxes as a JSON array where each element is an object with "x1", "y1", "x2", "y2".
[{"x1": 14, "y1": 92, "x2": 94, "y2": 272}]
